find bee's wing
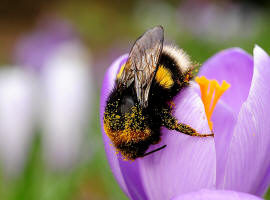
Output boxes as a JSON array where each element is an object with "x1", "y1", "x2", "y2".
[{"x1": 118, "y1": 26, "x2": 164, "y2": 107}]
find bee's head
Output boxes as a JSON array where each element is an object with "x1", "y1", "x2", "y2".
[{"x1": 120, "y1": 96, "x2": 135, "y2": 114}]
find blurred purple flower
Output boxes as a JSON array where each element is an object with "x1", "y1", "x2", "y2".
[
  {"x1": 12, "y1": 19, "x2": 93, "y2": 171},
  {"x1": 172, "y1": 189, "x2": 263, "y2": 200},
  {"x1": 0, "y1": 67, "x2": 37, "y2": 176},
  {"x1": 40, "y1": 41, "x2": 93, "y2": 170},
  {"x1": 100, "y1": 46, "x2": 270, "y2": 199},
  {"x1": 14, "y1": 19, "x2": 78, "y2": 72}
]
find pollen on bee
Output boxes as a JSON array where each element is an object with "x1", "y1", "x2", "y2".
[
  {"x1": 168, "y1": 101, "x2": 175, "y2": 109},
  {"x1": 155, "y1": 65, "x2": 174, "y2": 89},
  {"x1": 103, "y1": 103, "x2": 151, "y2": 147}
]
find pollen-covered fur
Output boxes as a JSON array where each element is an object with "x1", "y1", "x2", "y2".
[
  {"x1": 104, "y1": 45, "x2": 193, "y2": 160},
  {"x1": 162, "y1": 45, "x2": 192, "y2": 73},
  {"x1": 103, "y1": 26, "x2": 212, "y2": 160}
]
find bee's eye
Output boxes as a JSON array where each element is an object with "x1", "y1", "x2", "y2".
[{"x1": 121, "y1": 97, "x2": 135, "y2": 114}]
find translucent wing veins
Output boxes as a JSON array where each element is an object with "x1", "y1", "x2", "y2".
[{"x1": 117, "y1": 26, "x2": 164, "y2": 107}]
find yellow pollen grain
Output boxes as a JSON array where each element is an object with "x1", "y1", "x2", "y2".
[
  {"x1": 117, "y1": 63, "x2": 126, "y2": 79},
  {"x1": 155, "y1": 65, "x2": 174, "y2": 89},
  {"x1": 104, "y1": 104, "x2": 151, "y2": 146},
  {"x1": 195, "y1": 76, "x2": 230, "y2": 130}
]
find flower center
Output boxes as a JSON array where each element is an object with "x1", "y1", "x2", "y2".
[{"x1": 195, "y1": 76, "x2": 230, "y2": 131}]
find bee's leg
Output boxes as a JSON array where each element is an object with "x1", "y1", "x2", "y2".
[
  {"x1": 173, "y1": 123, "x2": 214, "y2": 137},
  {"x1": 141, "y1": 145, "x2": 167, "y2": 157},
  {"x1": 161, "y1": 111, "x2": 214, "y2": 137}
]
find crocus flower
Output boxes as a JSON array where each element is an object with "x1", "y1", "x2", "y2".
[
  {"x1": 172, "y1": 189, "x2": 263, "y2": 200},
  {"x1": 100, "y1": 45, "x2": 270, "y2": 199},
  {"x1": 14, "y1": 19, "x2": 93, "y2": 170},
  {"x1": 0, "y1": 67, "x2": 36, "y2": 176}
]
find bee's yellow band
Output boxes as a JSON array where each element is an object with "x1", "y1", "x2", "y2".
[
  {"x1": 155, "y1": 65, "x2": 174, "y2": 89},
  {"x1": 195, "y1": 76, "x2": 230, "y2": 130},
  {"x1": 117, "y1": 64, "x2": 126, "y2": 79}
]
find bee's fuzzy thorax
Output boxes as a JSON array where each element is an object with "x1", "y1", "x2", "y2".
[{"x1": 162, "y1": 45, "x2": 192, "y2": 73}]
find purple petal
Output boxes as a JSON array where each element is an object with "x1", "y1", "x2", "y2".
[
  {"x1": 223, "y1": 46, "x2": 270, "y2": 196},
  {"x1": 172, "y1": 189, "x2": 263, "y2": 200},
  {"x1": 100, "y1": 54, "x2": 148, "y2": 200},
  {"x1": 196, "y1": 48, "x2": 253, "y2": 189},
  {"x1": 138, "y1": 85, "x2": 216, "y2": 200},
  {"x1": 211, "y1": 101, "x2": 237, "y2": 188},
  {"x1": 198, "y1": 48, "x2": 253, "y2": 116},
  {"x1": 40, "y1": 43, "x2": 92, "y2": 170},
  {"x1": 192, "y1": 82, "x2": 237, "y2": 188},
  {"x1": 0, "y1": 67, "x2": 36, "y2": 177}
]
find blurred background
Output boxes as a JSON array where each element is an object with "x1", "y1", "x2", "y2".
[{"x1": 0, "y1": 0, "x2": 269, "y2": 199}]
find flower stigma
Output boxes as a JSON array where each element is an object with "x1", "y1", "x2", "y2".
[{"x1": 195, "y1": 76, "x2": 230, "y2": 131}]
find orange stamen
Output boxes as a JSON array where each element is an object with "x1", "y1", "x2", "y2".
[{"x1": 195, "y1": 76, "x2": 230, "y2": 130}]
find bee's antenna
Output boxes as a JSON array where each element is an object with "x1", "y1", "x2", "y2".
[{"x1": 142, "y1": 145, "x2": 167, "y2": 158}]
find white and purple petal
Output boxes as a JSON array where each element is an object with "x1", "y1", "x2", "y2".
[
  {"x1": 223, "y1": 46, "x2": 270, "y2": 196},
  {"x1": 198, "y1": 48, "x2": 253, "y2": 116},
  {"x1": 0, "y1": 67, "x2": 37, "y2": 176},
  {"x1": 172, "y1": 189, "x2": 263, "y2": 200},
  {"x1": 198, "y1": 48, "x2": 254, "y2": 188},
  {"x1": 41, "y1": 41, "x2": 93, "y2": 170}
]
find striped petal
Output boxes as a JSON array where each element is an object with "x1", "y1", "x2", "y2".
[
  {"x1": 138, "y1": 85, "x2": 216, "y2": 200},
  {"x1": 223, "y1": 46, "x2": 270, "y2": 196},
  {"x1": 172, "y1": 189, "x2": 263, "y2": 200}
]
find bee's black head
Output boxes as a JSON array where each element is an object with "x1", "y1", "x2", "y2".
[{"x1": 120, "y1": 96, "x2": 135, "y2": 114}]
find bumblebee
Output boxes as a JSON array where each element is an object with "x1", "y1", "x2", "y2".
[{"x1": 103, "y1": 26, "x2": 213, "y2": 160}]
